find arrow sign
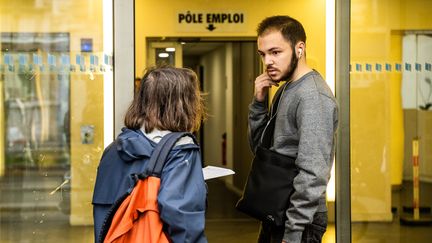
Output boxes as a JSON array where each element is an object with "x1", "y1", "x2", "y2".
[{"x1": 206, "y1": 24, "x2": 216, "y2": 31}]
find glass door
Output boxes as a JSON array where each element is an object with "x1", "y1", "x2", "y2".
[
  {"x1": 350, "y1": 0, "x2": 432, "y2": 242},
  {"x1": 0, "y1": 1, "x2": 113, "y2": 242}
]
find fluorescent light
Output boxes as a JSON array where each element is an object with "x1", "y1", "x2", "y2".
[
  {"x1": 326, "y1": 0, "x2": 335, "y2": 95},
  {"x1": 326, "y1": 0, "x2": 336, "y2": 202},
  {"x1": 165, "y1": 47, "x2": 176, "y2": 52},
  {"x1": 103, "y1": 0, "x2": 114, "y2": 148},
  {"x1": 158, "y1": 53, "x2": 169, "y2": 58}
]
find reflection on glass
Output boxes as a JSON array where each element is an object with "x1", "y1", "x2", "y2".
[
  {"x1": 0, "y1": 1, "x2": 113, "y2": 242},
  {"x1": 351, "y1": 0, "x2": 432, "y2": 242},
  {"x1": 2, "y1": 32, "x2": 70, "y2": 168}
]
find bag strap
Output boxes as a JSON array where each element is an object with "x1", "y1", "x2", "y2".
[
  {"x1": 139, "y1": 132, "x2": 196, "y2": 179},
  {"x1": 260, "y1": 82, "x2": 288, "y2": 148}
]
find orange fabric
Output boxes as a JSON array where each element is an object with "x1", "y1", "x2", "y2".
[{"x1": 104, "y1": 177, "x2": 169, "y2": 243}]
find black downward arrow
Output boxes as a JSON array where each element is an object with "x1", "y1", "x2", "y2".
[{"x1": 206, "y1": 24, "x2": 216, "y2": 31}]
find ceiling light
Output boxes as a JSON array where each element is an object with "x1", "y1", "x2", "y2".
[{"x1": 158, "y1": 53, "x2": 169, "y2": 58}]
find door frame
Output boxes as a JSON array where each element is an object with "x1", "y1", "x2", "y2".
[
  {"x1": 147, "y1": 41, "x2": 183, "y2": 67},
  {"x1": 335, "y1": 0, "x2": 351, "y2": 242},
  {"x1": 115, "y1": 0, "x2": 353, "y2": 240}
]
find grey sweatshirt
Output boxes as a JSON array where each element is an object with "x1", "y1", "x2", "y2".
[{"x1": 248, "y1": 70, "x2": 338, "y2": 242}]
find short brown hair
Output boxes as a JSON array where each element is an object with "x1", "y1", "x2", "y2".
[
  {"x1": 124, "y1": 66, "x2": 206, "y2": 133},
  {"x1": 257, "y1": 15, "x2": 306, "y2": 49}
]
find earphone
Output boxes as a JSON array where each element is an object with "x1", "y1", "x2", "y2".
[{"x1": 298, "y1": 48, "x2": 303, "y2": 58}]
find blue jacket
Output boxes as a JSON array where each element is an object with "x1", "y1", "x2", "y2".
[{"x1": 92, "y1": 128, "x2": 207, "y2": 243}]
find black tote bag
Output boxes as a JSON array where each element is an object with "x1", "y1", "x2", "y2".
[{"x1": 236, "y1": 84, "x2": 299, "y2": 226}]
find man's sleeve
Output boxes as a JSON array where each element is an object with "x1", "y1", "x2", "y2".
[
  {"x1": 248, "y1": 98, "x2": 269, "y2": 153},
  {"x1": 283, "y1": 94, "x2": 337, "y2": 242}
]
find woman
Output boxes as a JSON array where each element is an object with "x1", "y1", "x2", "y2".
[{"x1": 92, "y1": 66, "x2": 207, "y2": 243}]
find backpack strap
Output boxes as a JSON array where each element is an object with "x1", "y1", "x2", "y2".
[{"x1": 138, "y1": 132, "x2": 196, "y2": 179}]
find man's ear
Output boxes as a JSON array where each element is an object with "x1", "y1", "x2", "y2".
[{"x1": 296, "y1": 42, "x2": 306, "y2": 58}]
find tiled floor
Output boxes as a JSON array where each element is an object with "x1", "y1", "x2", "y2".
[
  {"x1": 205, "y1": 179, "x2": 432, "y2": 243},
  {"x1": 1, "y1": 174, "x2": 432, "y2": 242},
  {"x1": 204, "y1": 179, "x2": 335, "y2": 243}
]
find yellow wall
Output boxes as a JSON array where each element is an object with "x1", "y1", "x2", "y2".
[
  {"x1": 389, "y1": 34, "x2": 404, "y2": 185},
  {"x1": 135, "y1": 0, "x2": 326, "y2": 77},
  {"x1": 350, "y1": 0, "x2": 432, "y2": 221},
  {"x1": 0, "y1": 0, "x2": 105, "y2": 225},
  {"x1": 69, "y1": 73, "x2": 104, "y2": 225}
]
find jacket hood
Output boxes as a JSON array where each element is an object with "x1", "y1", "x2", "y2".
[{"x1": 116, "y1": 128, "x2": 153, "y2": 162}]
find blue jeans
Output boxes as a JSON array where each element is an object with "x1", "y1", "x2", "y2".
[{"x1": 257, "y1": 212, "x2": 328, "y2": 243}]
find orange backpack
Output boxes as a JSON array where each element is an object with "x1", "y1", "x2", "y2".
[{"x1": 100, "y1": 132, "x2": 190, "y2": 243}]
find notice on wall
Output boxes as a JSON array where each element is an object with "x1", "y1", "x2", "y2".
[{"x1": 176, "y1": 11, "x2": 246, "y2": 33}]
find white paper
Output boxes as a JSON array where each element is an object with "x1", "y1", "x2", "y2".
[{"x1": 202, "y1": 166, "x2": 235, "y2": 180}]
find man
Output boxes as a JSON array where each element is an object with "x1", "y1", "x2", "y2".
[{"x1": 248, "y1": 16, "x2": 338, "y2": 243}]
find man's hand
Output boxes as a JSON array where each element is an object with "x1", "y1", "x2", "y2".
[{"x1": 254, "y1": 72, "x2": 279, "y2": 102}]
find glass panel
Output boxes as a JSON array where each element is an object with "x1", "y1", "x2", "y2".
[
  {"x1": 350, "y1": 0, "x2": 432, "y2": 242},
  {"x1": 0, "y1": 1, "x2": 113, "y2": 242},
  {"x1": 2, "y1": 32, "x2": 70, "y2": 168}
]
